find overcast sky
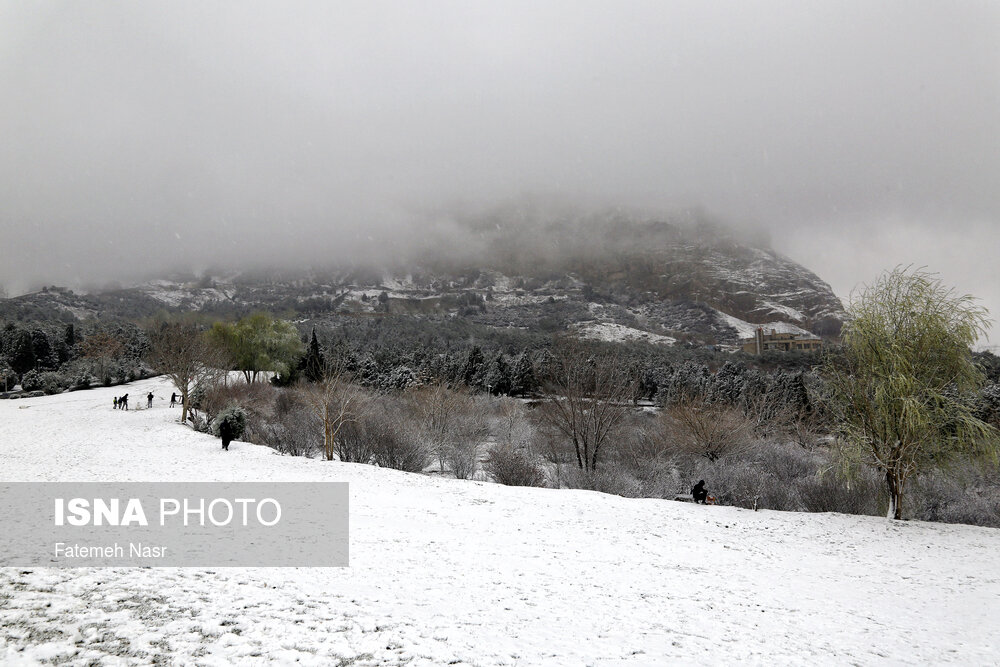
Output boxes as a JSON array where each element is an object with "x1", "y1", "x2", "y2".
[{"x1": 1, "y1": 1, "x2": 998, "y2": 337}]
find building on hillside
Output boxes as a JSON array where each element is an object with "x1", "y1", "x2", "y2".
[{"x1": 742, "y1": 327, "x2": 822, "y2": 355}]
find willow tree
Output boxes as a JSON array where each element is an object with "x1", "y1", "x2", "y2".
[
  {"x1": 825, "y1": 267, "x2": 996, "y2": 520},
  {"x1": 208, "y1": 313, "x2": 303, "y2": 383}
]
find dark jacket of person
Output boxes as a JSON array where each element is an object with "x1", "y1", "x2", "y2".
[
  {"x1": 219, "y1": 420, "x2": 236, "y2": 451},
  {"x1": 692, "y1": 480, "x2": 708, "y2": 504}
]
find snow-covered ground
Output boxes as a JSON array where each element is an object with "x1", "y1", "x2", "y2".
[
  {"x1": 758, "y1": 300, "x2": 806, "y2": 323},
  {"x1": 2, "y1": 378, "x2": 999, "y2": 665},
  {"x1": 573, "y1": 321, "x2": 677, "y2": 346}
]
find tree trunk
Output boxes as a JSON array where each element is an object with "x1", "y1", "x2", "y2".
[{"x1": 886, "y1": 469, "x2": 903, "y2": 520}]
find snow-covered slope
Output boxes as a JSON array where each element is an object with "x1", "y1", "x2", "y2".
[{"x1": 2, "y1": 379, "x2": 998, "y2": 664}]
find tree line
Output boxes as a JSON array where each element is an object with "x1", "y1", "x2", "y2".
[{"x1": 4, "y1": 267, "x2": 1000, "y2": 524}]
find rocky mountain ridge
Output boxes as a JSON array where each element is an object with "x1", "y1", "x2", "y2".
[{"x1": 1, "y1": 215, "x2": 846, "y2": 348}]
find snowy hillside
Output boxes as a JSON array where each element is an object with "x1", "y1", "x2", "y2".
[{"x1": 2, "y1": 378, "x2": 999, "y2": 665}]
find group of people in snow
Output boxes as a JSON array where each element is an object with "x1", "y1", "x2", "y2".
[{"x1": 112, "y1": 391, "x2": 178, "y2": 410}]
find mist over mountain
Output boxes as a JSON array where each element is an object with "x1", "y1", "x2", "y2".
[{"x1": 2, "y1": 206, "x2": 845, "y2": 347}]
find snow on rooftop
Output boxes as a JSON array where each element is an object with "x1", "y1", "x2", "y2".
[{"x1": 1, "y1": 379, "x2": 998, "y2": 664}]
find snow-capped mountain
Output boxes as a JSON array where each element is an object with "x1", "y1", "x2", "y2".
[{"x1": 1, "y1": 214, "x2": 846, "y2": 347}]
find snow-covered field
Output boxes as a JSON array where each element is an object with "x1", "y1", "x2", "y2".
[{"x1": 2, "y1": 378, "x2": 999, "y2": 665}]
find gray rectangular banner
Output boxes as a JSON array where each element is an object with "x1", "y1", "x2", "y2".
[{"x1": 0, "y1": 483, "x2": 349, "y2": 567}]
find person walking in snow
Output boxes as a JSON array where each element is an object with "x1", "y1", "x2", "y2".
[
  {"x1": 113, "y1": 396, "x2": 119, "y2": 409},
  {"x1": 692, "y1": 479, "x2": 708, "y2": 504},
  {"x1": 170, "y1": 392, "x2": 177, "y2": 408},
  {"x1": 147, "y1": 392, "x2": 154, "y2": 408},
  {"x1": 120, "y1": 393, "x2": 128, "y2": 410}
]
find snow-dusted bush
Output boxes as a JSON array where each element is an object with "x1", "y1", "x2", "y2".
[
  {"x1": 447, "y1": 438, "x2": 480, "y2": 480},
  {"x1": 67, "y1": 370, "x2": 94, "y2": 391},
  {"x1": 561, "y1": 465, "x2": 638, "y2": 496},
  {"x1": 443, "y1": 410, "x2": 488, "y2": 480},
  {"x1": 210, "y1": 404, "x2": 248, "y2": 451},
  {"x1": 486, "y1": 445, "x2": 546, "y2": 487},
  {"x1": 19, "y1": 369, "x2": 42, "y2": 392},
  {"x1": 241, "y1": 389, "x2": 321, "y2": 458},
  {"x1": 329, "y1": 418, "x2": 379, "y2": 464},
  {"x1": 0, "y1": 365, "x2": 17, "y2": 391},
  {"x1": 368, "y1": 414, "x2": 429, "y2": 472},
  {"x1": 39, "y1": 371, "x2": 69, "y2": 395},
  {"x1": 627, "y1": 457, "x2": 682, "y2": 499},
  {"x1": 709, "y1": 461, "x2": 780, "y2": 511},
  {"x1": 202, "y1": 381, "x2": 274, "y2": 426},
  {"x1": 188, "y1": 384, "x2": 208, "y2": 412},
  {"x1": 251, "y1": 409, "x2": 321, "y2": 458},
  {"x1": 189, "y1": 413, "x2": 210, "y2": 433},
  {"x1": 210, "y1": 405, "x2": 247, "y2": 440},
  {"x1": 797, "y1": 469, "x2": 881, "y2": 516},
  {"x1": 908, "y1": 466, "x2": 1000, "y2": 527},
  {"x1": 659, "y1": 400, "x2": 755, "y2": 462}
]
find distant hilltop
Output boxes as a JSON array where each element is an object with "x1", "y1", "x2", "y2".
[{"x1": 1, "y1": 210, "x2": 846, "y2": 349}]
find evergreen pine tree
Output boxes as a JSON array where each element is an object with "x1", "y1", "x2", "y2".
[
  {"x1": 477, "y1": 352, "x2": 512, "y2": 395},
  {"x1": 64, "y1": 324, "x2": 76, "y2": 360},
  {"x1": 511, "y1": 350, "x2": 537, "y2": 396},
  {"x1": 461, "y1": 345, "x2": 484, "y2": 387},
  {"x1": 303, "y1": 328, "x2": 326, "y2": 382},
  {"x1": 6, "y1": 327, "x2": 36, "y2": 376}
]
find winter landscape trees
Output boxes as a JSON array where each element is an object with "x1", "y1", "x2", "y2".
[
  {"x1": 535, "y1": 345, "x2": 636, "y2": 471},
  {"x1": 825, "y1": 267, "x2": 998, "y2": 520},
  {"x1": 301, "y1": 362, "x2": 369, "y2": 462},
  {"x1": 207, "y1": 312, "x2": 303, "y2": 383},
  {"x1": 146, "y1": 320, "x2": 224, "y2": 423},
  {"x1": 4, "y1": 268, "x2": 1000, "y2": 525}
]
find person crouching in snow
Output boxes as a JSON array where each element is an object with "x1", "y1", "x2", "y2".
[{"x1": 692, "y1": 479, "x2": 709, "y2": 504}]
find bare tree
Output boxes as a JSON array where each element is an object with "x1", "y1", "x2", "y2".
[
  {"x1": 661, "y1": 399, "x2": 754, "y2": 462},
  {"x1": 536, "y1": 346, "x2": 636, "y2": 471},
  {"x1": 407, "y1": 384, "x2": 487, "y2": 476},
  {"x1": 146, "y1": 321, "x2": 224, "y2": 424},
  {"x1": 495, "y1": 397, "x2": 535, "y2": 449},
  {"x1": 300, "y1": 364, "x2": 369, "y2": 461}
]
